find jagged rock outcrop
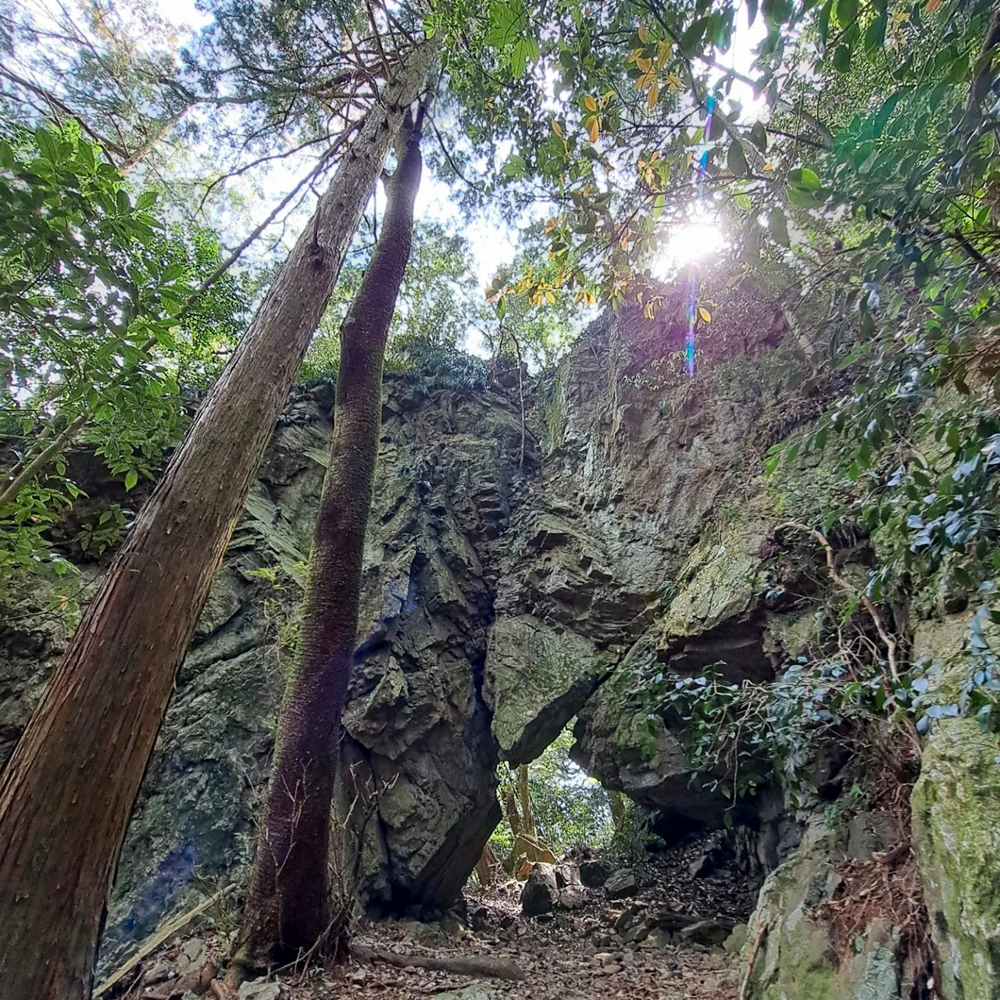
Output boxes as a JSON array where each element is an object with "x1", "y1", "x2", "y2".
[
  {"x1": 1, "y1": 285, "x2": 802, "y2": 956},
  {"x1": 741, "y1": 820, "x2": 905, "y2": 1000},
  {"x1": 334, "y1": 380, "x2": 528, "y2": 912}
]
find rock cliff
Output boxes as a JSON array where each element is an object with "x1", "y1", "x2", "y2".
[{"x1": 2, "y1": 280, "x2": 999, "y2": 1000}]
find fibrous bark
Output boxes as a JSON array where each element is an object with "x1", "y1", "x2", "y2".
[
  {"x1": 236, "y1": 99, "x2": 430, "y2": 968},
  {"x1": 0, "y1": 37, "x2": 436, "y2": 1000}
]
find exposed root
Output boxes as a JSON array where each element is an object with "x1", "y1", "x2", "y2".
[
  {"x1": 816, "y1": 723, "x2": 932, "y2": 997},
  {"x1": 350, "y1": 943, "x2": 525, "y2": 980},
  {"x1": 815, "y1": 844, "x2": 931, "y2": 996},
  {"x1": 737, "y1": 919, "x2": 768, "y2": 1000}
]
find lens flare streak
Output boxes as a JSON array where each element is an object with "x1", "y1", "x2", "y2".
[{"x1": 685, "y1": 92, "x2": 715, "y2": 378}]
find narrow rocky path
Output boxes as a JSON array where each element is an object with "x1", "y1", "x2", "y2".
[{"x1": 119, "y1": 835, "x2": 748, "y2": 1000}]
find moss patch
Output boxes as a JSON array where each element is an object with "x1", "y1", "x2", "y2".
[{"x1": 911, "y1": 718, "x2": 1000, "y2": 1000}]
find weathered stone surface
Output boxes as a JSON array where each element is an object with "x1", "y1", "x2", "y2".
[
  {"x1": 238, "y1": 981, "x2": 281, "y2": 1000},
  {"x1": 579, "y1": 858, "x2": 614, "y2": 887},
  {"x1": 605, "y1": 869, "x2": 638, "y2": 899},
  {"x1": 740, "y1": 823, "x2": 903, "y2": 1000},
  {"x1": 0, "y1": 293, "x2": 822, "y2": 964},
  {"x1": 484, "y1": 615, "x2": 608, "y2": 765},
  {"x1": 911, "y1": 718, "x2": 1000, "y2": 1000},
  {"x1": 679, "y1": 920, "x2": 730, "y2": 948},
  {"x1": 521, "y1": 863, "x2": 560, "y2": 916},
  {"x1": 559, "y1": 885, "x2": 586, "y2": 910}
]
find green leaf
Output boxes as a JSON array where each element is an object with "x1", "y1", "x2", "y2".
[
  {"x1": 135, "y1": 190, "x2": 159, "y2": 211},
  {"x1": 680, "y1": 18, "x2": 708, "y2": 57},
  {"x1": 727, "y1": 139, "x2": 749, "y2": 177},
  {"x1": 768, "y1": 207, "x2": 790, "y2": 246},
  {"x1": 818, "y1": 0, "x2": 834, "y2": 43},
  {"x1": 834, "y1": 0, "x2": 858, "y2": 26},
  {"x1": 749, "y1": 122, "x2": 767, "y2": 152},
  {"x1": 501, "y1": 153, "x2": 526, "y2": 179},
  {"x1": 794, "y1": 166, "x2": 821, "y2": 189},
  {"x1": 709, "y1": 107, "x2": 727, "y2": 141},
  {"x1": 864, "y1": 9, "x2": 888, "y2": 55},
  {"x1": 873, "y1": 89, "x2": 907, "y2": 136},
  {"x1": 833, "y1": 44, "x2": 852, "y2": 71},
  {"x1": 124, "y1": 469, "x2": 138, "y2": 491},
  {"x1": 788, "y1": 185, "x2": 822, "y2": 208}
]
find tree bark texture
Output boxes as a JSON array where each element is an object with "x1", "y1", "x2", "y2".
[
  {"x1": 237, "y1": 100, "x2": 430, "y2": 968},
  {"x1": 0, "y1": 38, "x2": 436, "y2": 1000}
]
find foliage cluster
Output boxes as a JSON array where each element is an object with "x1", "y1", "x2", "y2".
[
  {"x1": 0, "y1": 122, "x2": 250, "y2": 588},
  {"x1": 489, "y1": 726, "x2": 613, "y2": 858}
]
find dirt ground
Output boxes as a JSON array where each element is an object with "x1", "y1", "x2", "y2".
[{"x1": 106, "y1": 837, "x2": 747, "y2": 1000}]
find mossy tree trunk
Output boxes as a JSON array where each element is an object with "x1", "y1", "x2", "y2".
[
  {"x1": 236, "y1": 102, "x2": 429, "y2": 970},
  {"x1": 0, "y1": 41, "x2": 436, "y2": 1000}
]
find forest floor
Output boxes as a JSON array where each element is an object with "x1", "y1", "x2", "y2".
[{"x1": 110, "y1": 834, "x2": 749, "y2": 1000}]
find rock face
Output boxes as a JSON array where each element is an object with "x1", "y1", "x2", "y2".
[
  {"x1": 911, "y1": 718, "x2": 1000, "y2": 1000},
  {"x1": 0, "y1": 288, "x2": 799, "y2": 957},
  {"x1": 741, "y1": 822, "x2": 904, "y2": 1000},
  {"x1": 333, "y1": 379, "x2": 528, "y2": 912},
  {"x1": 5, "y1": 274, "x2": 1000, "y2": 1000},
  {"x1": 604, "y1": 869, "x2": 639, "y2": 900}
]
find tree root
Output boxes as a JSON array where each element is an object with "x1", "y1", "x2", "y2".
[
  {"x1": 350, "y1": 943, "x2": 525, "y2": 981},
  {"x1": 737, "y1": 918, "x2": 768, "y2": 1000}
]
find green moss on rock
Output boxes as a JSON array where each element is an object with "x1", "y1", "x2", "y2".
[
  {"x1": 484, "y1": 615, "x2": 609, "y2": 765},
  {"x1": 911, "y1": 718, "x2": 1000, "y2": 1000},
  {"x1": 661, "y1": 517, "x2": 769, "y2": 638},
  {"x1": 743, "y1": 826, "x2": 902, "y2": 1000}
]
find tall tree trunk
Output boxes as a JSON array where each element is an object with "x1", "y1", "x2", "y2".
[
  {"x1": 0, "y1": 39, "x2": 436, "y2": 1000},
  {"x1": 236, "y1": 99, "x2": 429, "y2": 972}
]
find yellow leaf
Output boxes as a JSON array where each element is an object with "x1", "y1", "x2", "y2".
[
  {"x1": 647, "y1": 78, "x2": 660, "y2": 110},
  {"x1": 925, "y1": 0, "x2": 940, "y2": 11},
  {"x1": 551, "y1": 119, "x2": 563, "y2": 137},
  {"x1": 584, "y1": 94, "x2": 598, "y2": 112},
  {"x1": 585, "y1": 115, "x2": 600, "y2": 143},
  {"x1": 637, "y1": 23, "x2": 649, "y2": 42},
  {"x1": 698, "y1": 307, "x2": 712, "y2": 324},
  {"x1": 644, "y1": 302, "x2": 655, "y2": 319},
  {"x1": 636, "y1": 56, "x2": 652, "y2": 73}
]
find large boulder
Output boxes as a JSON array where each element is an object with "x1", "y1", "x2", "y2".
[
  {"x1": 484, "y1": 615, "x2": 609, "y2": 765},
  {"x1": 911, "y1": 718, "x2": 1000, "y2": 1000},
  {"x1": 521, "y1": 863, "x2": 560, "y2": 916}
]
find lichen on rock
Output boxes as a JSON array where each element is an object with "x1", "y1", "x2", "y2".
[{"x1": 911, "y1": 718, "x2": 1000, "y2": 1000}]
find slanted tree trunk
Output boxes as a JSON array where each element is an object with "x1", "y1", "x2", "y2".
[
  {"x1": 0, "y1": 39, "x2": 436, "y2": 1000},
  {"x1": 517, "y1": 764, "x2": 535, "y2": 837},
  {"x1": 475, "y1": 843, "x2": 497, "y2": 888},
  {"x1": 236, "y1": 102, "x2": 430, "y2": 970}
]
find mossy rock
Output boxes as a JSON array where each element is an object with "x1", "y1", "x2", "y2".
[
  {"x1": 911, "y1": 718, "x2": 1000, "y2": 1000},
  {"x1": 743, "y1": 825, "x2": 902, "y2": 1000},
  {"x1": 661, "y1": 518, "x2": 769, "y2": 638},
  {"x1": 484, "y1": 615, "x2": 609, "y2": 765}
]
